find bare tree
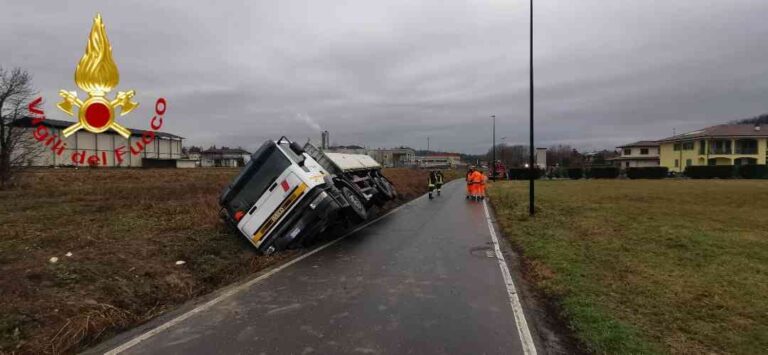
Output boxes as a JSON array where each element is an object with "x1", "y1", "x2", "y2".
[{"x1": 0, "y1": 67, "x2": 40, "y2": 188}]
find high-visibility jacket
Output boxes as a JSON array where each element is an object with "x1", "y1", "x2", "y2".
[{"x1": 470, "y1": 171, "x2": 483, "y2": 184}]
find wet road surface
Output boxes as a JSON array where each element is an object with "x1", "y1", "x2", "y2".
[{"x1": 101, "y1": 181, "x2": 533, "y2": 355}]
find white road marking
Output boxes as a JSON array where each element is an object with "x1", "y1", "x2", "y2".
[
  {"x1": 105, "y1": 193, "x2": 427, "y2": 354},
  {"x1": 483, "y1": 200, "x2": 538, "y2": 355}
]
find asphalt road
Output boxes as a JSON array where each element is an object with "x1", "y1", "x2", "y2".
[{"x1": 102, "y1": 181, "x2": 534, "y2": 355}]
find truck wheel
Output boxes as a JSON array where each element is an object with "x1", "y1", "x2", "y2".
[
  {"x1": 374, "y1": 177, "x2": 395, "y2": 200},
  {"x1": 341, "y1": 187, "x2": 368, "y2": 221}
]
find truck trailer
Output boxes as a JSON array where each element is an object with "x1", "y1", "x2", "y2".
[{"x1": 219, "y1": 137, "x2": 396, "y2": 254}]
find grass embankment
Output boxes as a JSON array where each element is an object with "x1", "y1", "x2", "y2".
[
  {"x1": 0, "y1": 167, "x2": 434, "y2": 354},
  {"x1": 488, "y1": 180, "x2": 768, "y2": 354}
]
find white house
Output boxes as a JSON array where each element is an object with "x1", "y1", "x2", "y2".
[{"x1": 608, "y1": 141, "x2": 660, "y2": 169}]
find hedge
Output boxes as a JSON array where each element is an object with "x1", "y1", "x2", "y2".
[
  {"x1": 738, "y1": 164, "x2": 768, "y2": 179},
  {"x1": 508, "y1": 168, "x2": 543, "y2": 180},
  {"x1": 566, "y1": 168, "x2": 582, "y2": 179},
  {"x1": 684, "y1": 165, "x2": 735, "y2": 179},
  {"x1": 587, "y1": 166, "x2": 620, "y2": 179},
  {"x1": 626, "y1": 167, "x2": 669, "y2": 179}
]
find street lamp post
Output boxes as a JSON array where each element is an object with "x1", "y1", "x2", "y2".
[
  {"x1": 529, "y1": 0, "x2": 535, "y2": 216},
  {"x1": 491, "y1": 115, "x2": 496, "y2": 180},
  {"x1": 501, "y1": 136, "x2": 507, "y2": 172}
]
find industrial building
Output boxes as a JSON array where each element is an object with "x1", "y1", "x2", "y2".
[
  {"x1": 368, "y1": 148, "x2": 416, "y2": 167},
  {"x1": 415, "y1": 153, "x2": 462, "y2": 169},
  {"x1": 14, "y1": 117, "x2": 184, "y2": 168},
  {"x1": 201, "y1": 147, "x2": 251, "y2": 167}
]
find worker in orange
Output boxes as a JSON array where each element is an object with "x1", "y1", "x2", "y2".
[
  {"x1": 479, "y1": 169, "x2": 488, "y2": 200},
  {"x1": 469, "y1": 167, "x2": 484, "y2": 201},
  {"x1": 465, "y1": 166, "x2": 475, "y2": 199}
]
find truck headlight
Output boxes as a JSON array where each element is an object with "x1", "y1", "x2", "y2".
[{"x1": 309, "y1": 191, "x2": 328, "y2": 209}]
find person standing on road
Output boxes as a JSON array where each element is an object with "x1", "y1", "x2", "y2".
[
  {"x1": 479, "y1": 169, "x2": 488, "y2": 200},
  {"x1": 469, "y1": 168, "x2": 483, "y2": 201},
  {"x1": 434, "y1": 170, "x2": 444, "y2": 197},
  {"x1": 466, "y1": 166, "x2": 475, "y2": 199},
  {"x1": 428, "y1": 170, "x2": 438, "y2": 199}
]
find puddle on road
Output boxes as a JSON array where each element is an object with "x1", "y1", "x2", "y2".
[{"x1": 469, "y1": 245, "x2": 496, "y2": 259}]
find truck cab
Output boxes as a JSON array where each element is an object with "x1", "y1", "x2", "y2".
[{"x1": 219, "y1": 138, "x2": 343, "y2": 254}]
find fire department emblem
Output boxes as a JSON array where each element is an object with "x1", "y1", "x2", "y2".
[{"x1": 58, "y1": 14, "x2": 138, "y2": 138}]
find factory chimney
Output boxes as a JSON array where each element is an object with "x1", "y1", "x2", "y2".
[{"x1": 321, "y1": 131, "x2": 330, "y2": 150}]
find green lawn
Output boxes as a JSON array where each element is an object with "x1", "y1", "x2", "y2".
[{"x1": 488, "y1": 180, "x2": 768, "y2": 354}]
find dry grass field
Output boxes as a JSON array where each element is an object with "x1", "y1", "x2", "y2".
[
  {"x1": 488, "y1": 180, "x2": 768, "y2": 354},
  {"x1": 0, "y1": 167, "x2": 438, "y2": 354}
]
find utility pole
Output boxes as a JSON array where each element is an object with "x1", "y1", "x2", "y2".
[
  {"x1": 491, "y1": 115, "x2": 496, "y2": 180},
  {"x1": 427, "y1": 137, "x2": 430, "y2": 152},
  {"x1": 528, "y1": 0, "x2": 535, "y2": 216},
  {"x1": 501, "y1": 137, "x2": 507, "y2": 168}
]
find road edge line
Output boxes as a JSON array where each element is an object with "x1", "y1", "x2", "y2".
[
  {"x1": 105, "y1": 193, "x2": 428, "y2": 354},
  {"x1": 483, "y1": 200, "x2": 538, "y2": 355}
]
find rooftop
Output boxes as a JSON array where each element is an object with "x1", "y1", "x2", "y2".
[
  {"x1": 658, "y1": 124, "x2": 768, "y2": 142},
  {"x1": 617, "y1": 140, "x2": 659, "y2": 148},
  {"x1": 14, "y1": 117, "x2": 184, "y2": 140},
  {"x1": 202, "y1": 147, "x2": 251, "y2": 155}
]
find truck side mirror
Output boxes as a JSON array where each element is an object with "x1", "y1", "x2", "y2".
[{"x1": 289, "y1": 142, "x2": 305, "y2": 155}]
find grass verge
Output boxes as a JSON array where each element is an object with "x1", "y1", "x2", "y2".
[{"x1": 488, "y1": 180, "x2": 768, "y2": 354}]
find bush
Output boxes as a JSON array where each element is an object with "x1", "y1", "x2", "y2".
[
  {"x1": 684, "y1": 165, "x2": 735, "y2": 179},
  {"x1": 587, "y1": 166, "x2": 620, "y2": 179},
  {"x1": 626, "y1": 167, "x2": 669, "y2": 179},
  {"x1": 567, "y1": 168, "x2": 583, "y2": 180},
  {"x1": 507, "y1": 168, "x2": 543, "y2": 180},
  {"x1": 737, "y1": 164, "x2": 768, "y2": 179}
]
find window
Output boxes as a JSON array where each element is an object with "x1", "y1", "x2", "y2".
[
  {"x1": 682, "y1": 142, "x2": 694, "y2": 150},
  {"x1": 673, "y1": 143, "x2": 681, "y2": 151},
  {"x1": 674, "y1": 159, "x2": 679, "y2": 167},
  {"x1": 709, "y1": 140, "x2": 732, "y2": 155},
  {"x1": 640, "y1": 148, "x2": 649, "y2": 155},
  {"x1": 735, "y1": 139, "x2": 757, "y2": 154},
  {"x1": 686, "y1": 159, "x2": 692, "y2": 167},
  {"x1": 699, "y1": 140, "x2": 706, "y2": 155},
  {"x1": 623, "y1": 148, "x2": 631, "y2": 155},
  {"x1": 221, "y1": 142, "x2": 291, "y2": 217}
]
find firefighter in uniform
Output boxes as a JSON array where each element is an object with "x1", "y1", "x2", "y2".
[
  {"x1": 435, "y1": 170, "x2": 444, "y2": 196},
  {"x1": 427, "y1": 170, "x2": 437, "y2": 200}
]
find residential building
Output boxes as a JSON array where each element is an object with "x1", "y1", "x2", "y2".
[
  {"x1": 608, "y1": 141, "x2": 660, "y2": 169},
  {"x1": 201, "y1": 146, "x2": 251, "y2": 167},
  {"x1": 13, "y1": 117, "x2": 184, "y2": 168},
  {"x1": 657, "y1": 124, "x2": 768, "y2": 172}
]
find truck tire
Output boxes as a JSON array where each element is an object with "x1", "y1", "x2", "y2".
[
  {"x1": 374, "y1": 177, "x2": 395, "y2": 200},
  {"x1": 341, "y1": 186, "x2": 368, "y2": 221}
]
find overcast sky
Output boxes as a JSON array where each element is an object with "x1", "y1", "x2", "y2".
[{"x1": 3, "y1": 0, "x2": 768, "y2": 153}]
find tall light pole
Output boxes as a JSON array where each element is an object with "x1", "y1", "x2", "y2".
[
  {"x1": 427, "y1": 137, "x2": 430, "y2": 152},
  {"x1": 491, "y1": 115, "x2": 496, "y2": 180},
  {"x1": 501, "y1": 136, "x2": 507, "y2": 168},
  {"x1": 528, "y1": 0, "x2": 535, "y2": 216}
]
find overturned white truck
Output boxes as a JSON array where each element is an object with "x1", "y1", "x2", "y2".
[{"x1": 219, "y1": 137, "x2": 396, "y2": 254}]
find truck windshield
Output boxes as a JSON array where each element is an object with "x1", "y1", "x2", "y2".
[{"x1": 221, "y1": 141, "x2": 291, "y2": 216}]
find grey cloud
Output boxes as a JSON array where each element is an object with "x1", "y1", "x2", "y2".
[{"x1": 2, "y1": 0, "x2": 768, "y2": 153}]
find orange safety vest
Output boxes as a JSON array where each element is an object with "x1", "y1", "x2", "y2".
[{"x1": 470, "y1": 171, "x2": 483, "y2": 184}]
